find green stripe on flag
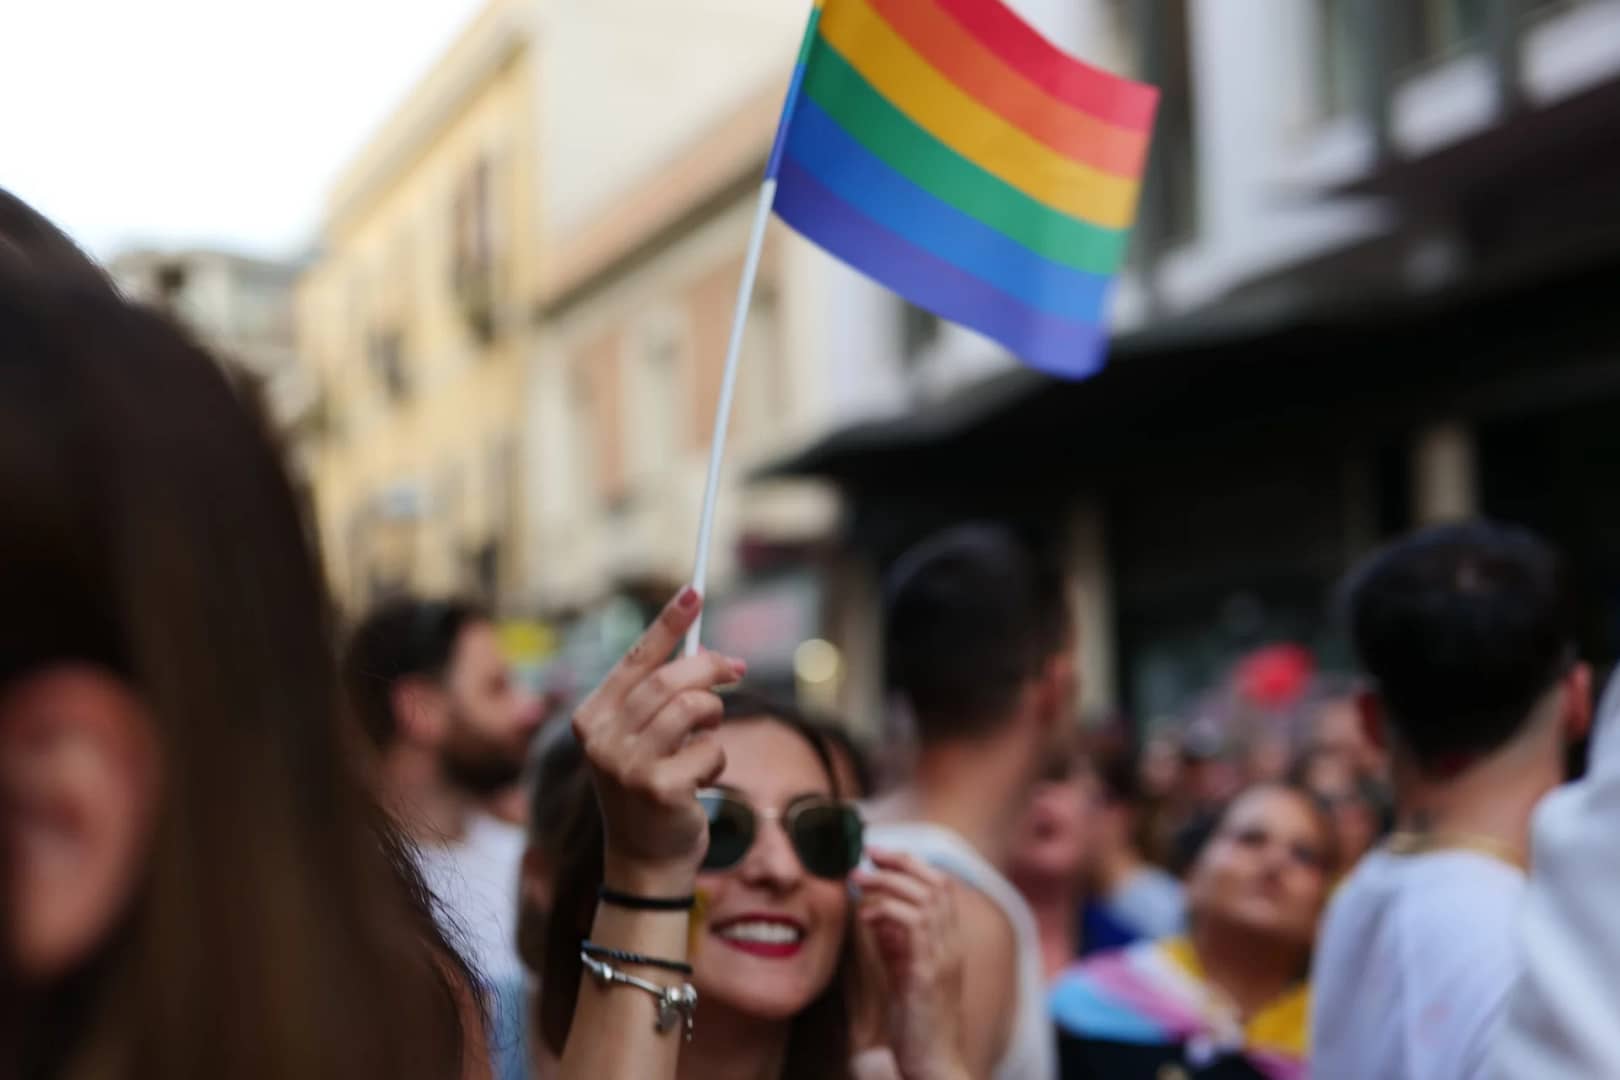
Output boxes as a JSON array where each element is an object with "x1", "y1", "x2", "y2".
[
  {"x1": 794, "y1": 8, "x2": 822, "y2": 69},
  {"x1": 801, "y1": 41, "x2": 1129, "y2": 276}
]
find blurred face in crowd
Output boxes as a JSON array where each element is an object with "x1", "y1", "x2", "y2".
[
  {"x1": 1186, "y1": 785, "x2": 1333, "y2": 954},
  {"x1": 1186, "y1": 755, "x2": 1243, "y2": 808},
  {"x1": 694, "y1": 720, "x2": 850, "y2": 1022},
  {"x1": 1299, "y1": 752, "x2": 1381, "y2": 871},
  {"x1": 439, "y1": 620, "x2": 539, "y2": 795},
  {"x1": 1138, "y1": 736, "x2": 1182, "y2": 799},
  {"x1": 1312, "y1": 696, "x2": 1386, "y2": 781},
  {"x1": 2, "y1": 667, "x2": 160, "y2": 982},
  {"x1": 1009, "y1": 751, "x2": 1098, "y2": 888},
  {"x1": 1245, "y1": 735, "x2": 1292, "y2": 785}
]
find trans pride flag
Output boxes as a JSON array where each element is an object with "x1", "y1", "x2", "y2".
[{"x1": 768, "y1": 0, "x2": 1158, "y2": 380}]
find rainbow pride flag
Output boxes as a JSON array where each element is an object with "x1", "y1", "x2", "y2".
[{"x1": 768, "y1": 0, "x2": 1158, "y2": 380}]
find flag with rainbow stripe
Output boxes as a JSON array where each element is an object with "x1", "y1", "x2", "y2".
[{"x1": 768, "y1": 0, "x2": 1158, "y2": 380}]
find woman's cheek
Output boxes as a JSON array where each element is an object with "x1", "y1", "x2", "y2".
[{"x1": 808, "y1": 879, "x2": 850, "y2": 966}]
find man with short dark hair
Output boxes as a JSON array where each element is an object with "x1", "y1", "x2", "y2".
[
  {"x1": 346, "y1": 596, "x2": 541, "y2": 1080},
  {"x1": 1311, "y1": 522, "x2": 1590, "y2": 1080},
  {"x1": 867, "y1": 523, "x2": 1074, "y2": 1079}
]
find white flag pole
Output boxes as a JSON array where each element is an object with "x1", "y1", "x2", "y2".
[
  {"x1": 683, "y1": 1, "x2": 818, "y2": 655},
  {"x1": 684, "y1": 177, "x2": 778, "y2": 656}
]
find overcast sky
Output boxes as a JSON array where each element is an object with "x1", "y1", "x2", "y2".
[{"x1": 3, "y1": 0, "x2": 488, "y2": 260}]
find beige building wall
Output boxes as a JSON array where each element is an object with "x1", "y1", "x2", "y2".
[
  {"x1": 299, "y1": 0, "x2": 542, "y2": 611},
  {"x1": 524, "y1": 80, "x2": 841, "y2": 611},
  {"x1": 537, "y1": 0, "x2": 808, "y2": 238}
]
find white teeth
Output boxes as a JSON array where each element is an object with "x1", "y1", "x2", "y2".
[{"x1": 718, "y1": 920, "x2": 804, "y2": 945}]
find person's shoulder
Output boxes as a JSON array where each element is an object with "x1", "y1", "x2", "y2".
[
  {"x1": 1388, "y1": 852, "x2": 1524, "y2": 924},
  {"x1": 953, "y1": 881, "x2": 1018, "y2": 957},
  {"x1": 469, "y1": 812, "x2": 526, "y2": 849},
  {"x1": 952, "y1": 880, "x2": 1031, "y2": 1078},
  {"x1": 863, "y1": 819, "x2": 1007, "y2": 897},
  {"x1": 1328, "y1": 850, "x2": 1521, "y2": 932},
  {"x1": 458, "y1": 813, "x2": 526, "y2": 869},
  {"x1": 1410, "y1": 870, "x2": 1523, "y2": 977}
]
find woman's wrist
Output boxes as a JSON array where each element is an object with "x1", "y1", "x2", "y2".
[{"x1": 601, "y1": 851, "x2": 700, "y2": 902}]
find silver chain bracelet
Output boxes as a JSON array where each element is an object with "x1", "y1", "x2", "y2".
[{"x1": 580, "y1": 950, "x2": 698, "y2": 1041}]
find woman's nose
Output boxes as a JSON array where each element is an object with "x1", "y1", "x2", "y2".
[{"x1": 736, "y1": 818, "x2": 804, "y2": 890}]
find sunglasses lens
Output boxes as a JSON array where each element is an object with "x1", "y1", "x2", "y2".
[
  {"x1": 791, "y1": 803, "x2": 864, "y2": 879},
  {"x1": 699, "y1": 792, "x2": 754, "y2": 872}
]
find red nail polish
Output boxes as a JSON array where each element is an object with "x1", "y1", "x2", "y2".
[{"x1": 677, "y1": 586, "x2": 699, "y2": 610}]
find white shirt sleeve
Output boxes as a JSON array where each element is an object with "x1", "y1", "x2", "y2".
[{"x1": 1491, "y1": 714, "x2": 1620, "y2": 1079}]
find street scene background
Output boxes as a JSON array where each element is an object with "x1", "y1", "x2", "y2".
[{"x1": 13, "y1": 0, "x2": 1620, "y2": 743}]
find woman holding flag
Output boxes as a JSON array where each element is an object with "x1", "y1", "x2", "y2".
[{"x1": 545, "y1": 590, "x2": 973, "y2": 1080}]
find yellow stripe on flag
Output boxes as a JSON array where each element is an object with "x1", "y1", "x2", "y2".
[{"x1": 818, "y1": 0, "x2": 1141, "y2": 230}]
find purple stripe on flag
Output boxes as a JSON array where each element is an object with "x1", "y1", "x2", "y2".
[{"x1": 774, "y1": 159, "x2": 1108, "y2": 380}]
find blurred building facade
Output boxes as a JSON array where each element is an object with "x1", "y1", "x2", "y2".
[
  {"x1": 523, "y1": 48, "x2": 878, "y2": 705},
  {"x1": 110, "y1": 248, "x2": 309, "y2": 436},
  {"x1": 770, "y1": 0, "x2": 1620, "y2": 727},
  {"x1": 297, "y1": 0, "x2": 541, "y2": 611},
  {"x1": 292, "y1": 0, "x2": 1620, "y2": 728},
  {"x1": 521, "y1": 0, "x2": 1109, "y2": 715}
]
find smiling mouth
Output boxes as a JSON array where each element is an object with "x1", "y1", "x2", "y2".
[{"x1": 712, "y1": 917, "x2": 807, "y2": 959}]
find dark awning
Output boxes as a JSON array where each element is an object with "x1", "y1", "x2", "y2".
[{"x1": 758, "y1": 240, "x2": 1620, "y2": 493}]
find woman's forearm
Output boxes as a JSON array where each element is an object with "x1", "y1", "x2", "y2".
[{"x1": 556, "y1": 868, "x2": 696, "y2": 1080}]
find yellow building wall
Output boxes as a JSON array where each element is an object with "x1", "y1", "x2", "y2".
[{"x1": 299, "y1": 2, "x2": 540, "y2": 611}]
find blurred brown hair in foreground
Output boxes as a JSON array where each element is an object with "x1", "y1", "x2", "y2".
[{"x1": 0, "y1": 188, "x2": 482, "y2": 1080}]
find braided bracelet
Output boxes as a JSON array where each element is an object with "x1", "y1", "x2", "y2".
[{"x1": 581, "y1": 940, "x2": 694, "y2": 976}]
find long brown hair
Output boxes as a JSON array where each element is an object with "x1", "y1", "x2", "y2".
[
  {"x1": 538, "y1": 694, "x2": 856, "y2": 1080},
  {"x1": 0, "y1": 215, "x2": 475, "y2": 1077}
]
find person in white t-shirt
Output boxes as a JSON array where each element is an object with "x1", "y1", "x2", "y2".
[
  {"x1": 866, "y1": 523, "x2": 1075, "y2": 1079},
  {"x1": 1311, "y1": 522, "x2": 1590, "y2": 1080},
  {"x1": 345, "y1": 597, "x2": 544, "y2": 1080},
  {"x1": 1488, "y1": 673, "x2": 1620, "y2": 1077}
]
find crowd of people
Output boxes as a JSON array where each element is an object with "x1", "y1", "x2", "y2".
[{"x1": 5, "y1": 183, "x2": 1620, "y2": 1080}]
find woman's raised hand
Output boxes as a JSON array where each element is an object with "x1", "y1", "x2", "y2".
[
  {"x1": 855, "y1": 850, "x2": 970, "y2": 1080},
  {"x1": 571, "y1": 587, "x2": 746, "y2": 895}
]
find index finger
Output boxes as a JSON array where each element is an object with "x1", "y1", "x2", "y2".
[{"x1": 596, "y1": 586, "x2": 702, "y2": 702}]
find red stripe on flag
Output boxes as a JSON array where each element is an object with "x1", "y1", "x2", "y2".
[
  {"x1": 932, "y1": 0, "x2": 1159, "y2": 134},
  {"x1": 869, "y1": 0, "x2": 1149, "y2": 177}
]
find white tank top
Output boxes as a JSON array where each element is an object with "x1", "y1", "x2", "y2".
[{"x1": 864, "y1": 821, "x2": 1056, "y2": 1080}]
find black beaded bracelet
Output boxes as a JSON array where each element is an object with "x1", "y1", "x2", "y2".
[
  {"x1": 582, "y1": 940, "x2": 694, "y2": 977},
  {"x1": 598, "y1": 885, "x2": 696, "y2": 912}
]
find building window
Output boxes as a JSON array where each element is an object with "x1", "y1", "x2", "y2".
[
  {"x1": 1319, "y1": 0, "x2": 1596, "y2": 113},
  {"x1": 348, "y1": 272, "x2": 368, "y2": 361},
  {"x1": 1318, "y1": 0, "x2": 1361, "y2": 118},
  {"x1": 1109, "y1": 0, "x2": 1198, "y2": 264},
  {"x1": 437, "y1": 460, "x2": 464, "y2": 539},
  {"x1": 453, "y1": 156, "x2": 493, "y2": 277},
  {"x1": 368, "y1": 327, "x2": 409, "y2": 402},
  {"x1": 571, "y1": 365, "x2": 600, "y2": 506},
  {"x1": 739, "y1": 289, "x2": 783, "y2": 444},
  {"x1": 1400, "y1": 0, "x2": 1592, "y2": 70},
  {"x1": 631, "y1": 329, "x2": 683, "y2": 480},
  {"x1": 451, "y1": 155, "x2": 498, "y2": 343},
  {"x1": 899, "y1": 301, "x2": 942, "y2": 374},
  {"x1": 488, "y1": 436, "x2": 518, "y2": 553},
  {"x1": 1143, "y1": 0, "x2": 1199, "y2": 250},
  {"x1": 392, "y1": 228, "x2": 416, "y2": 341}
]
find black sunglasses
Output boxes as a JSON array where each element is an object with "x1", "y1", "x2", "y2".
[{"x1": 697, "y1": 789, "x2": 865, "y2": 880}]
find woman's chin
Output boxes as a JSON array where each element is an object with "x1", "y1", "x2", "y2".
[{"x1": 702, "y1": 979, "x2": 819, "y2": 1022}]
